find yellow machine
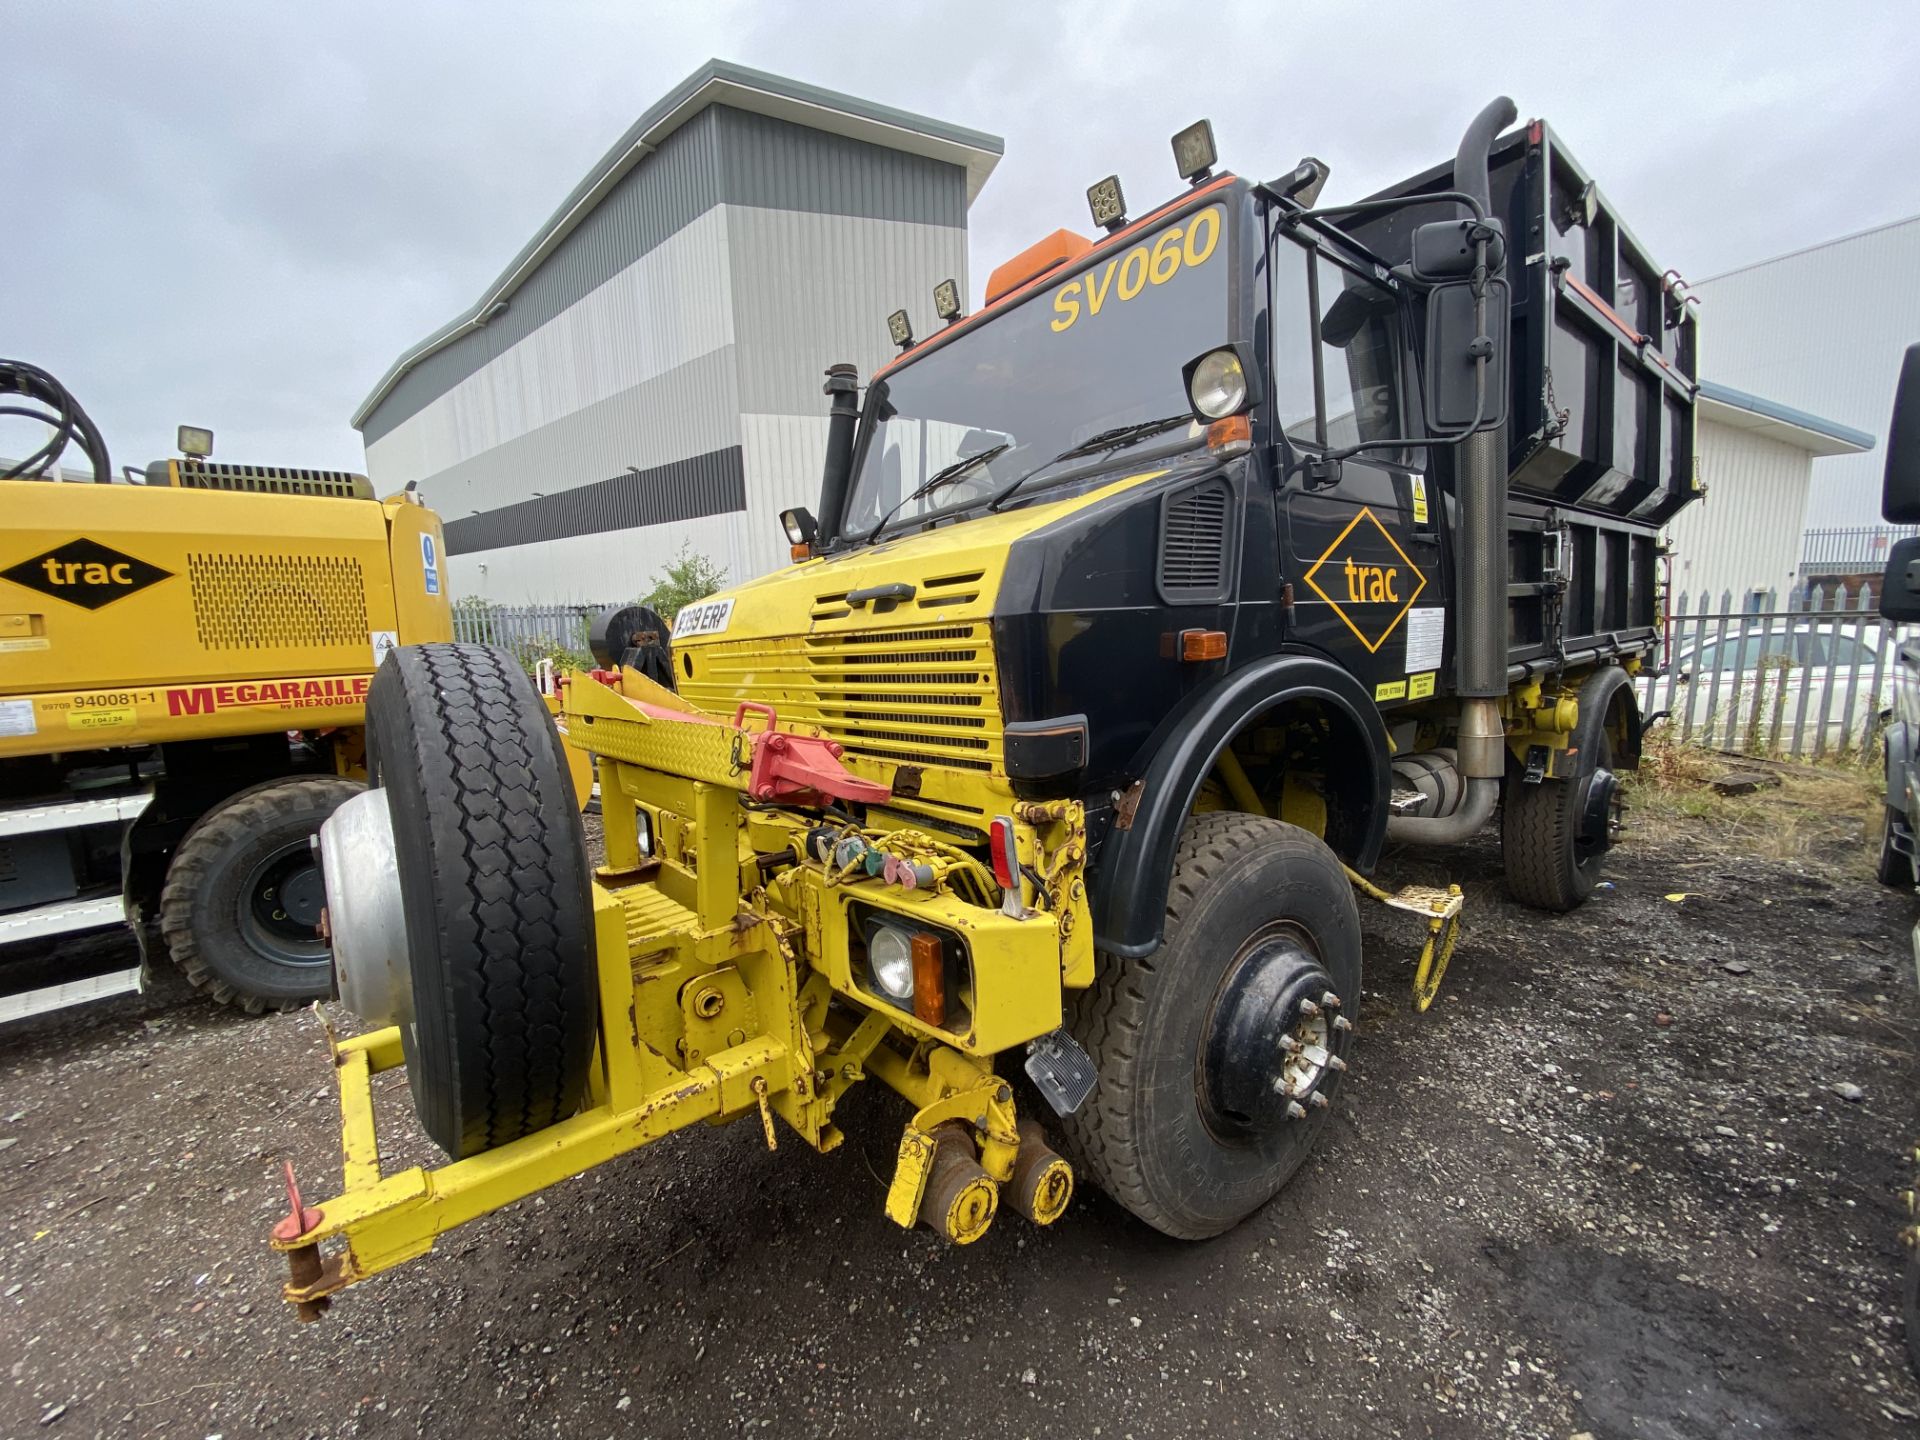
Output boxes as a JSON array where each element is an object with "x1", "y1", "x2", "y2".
[
  {"x1": 277, "y1": 101, "x2": 1699, "y2": 1312},
  {"x1": 0, "y1": 359, "x2": 450, "y2": 1019}
]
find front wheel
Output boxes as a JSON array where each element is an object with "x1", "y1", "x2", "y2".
[
  {"x1": 160, "y1": 776, "x2": 363, "y2": 1013},
  {"x1": 1060, "y1": 812, "x2": 1361, "y2": 1239}
]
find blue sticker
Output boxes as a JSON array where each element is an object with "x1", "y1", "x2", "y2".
[{"x1": 420, "y1": 531, "x2": 441, "y2": 596}]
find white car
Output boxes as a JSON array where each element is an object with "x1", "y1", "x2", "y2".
[{"x1": 1639, "y1": 619, "x2": 1897, "y2": 755}]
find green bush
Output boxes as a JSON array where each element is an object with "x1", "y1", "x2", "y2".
[{"x1": 639, "y1": 545, "x2": 728, "y2": 621}]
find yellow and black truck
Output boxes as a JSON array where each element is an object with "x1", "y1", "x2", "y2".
[
  {"x1": 276, "y1": 100, "x2": 1700, "y2": 1311},
  {"x1": 0, "y1": 360, "x2": 450, "y2": 1020}
]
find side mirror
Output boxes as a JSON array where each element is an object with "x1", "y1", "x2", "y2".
[
  {"x1": 1883, "y1": 342, "x2": 1920, "y2": 523},
  {"x1": 1424, "y1": 277, "x2": 1509, "y2": 436},
  {"x1": 1880, "y1": 536, "x2": 1920, "y2": 622}
]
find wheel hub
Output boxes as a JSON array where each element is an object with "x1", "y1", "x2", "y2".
[
  {"x1": 316, "y1": 787, "x2": 413, "y2": 1027},
  {"x1": 1578, "y1": 766, "x2": 1619, "y2": 855},
  {"x1": 1201, "y1": 933, "x2": 1349, "y2": 1137}
]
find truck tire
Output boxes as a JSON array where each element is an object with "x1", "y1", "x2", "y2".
[
  {"x1": 160, "y1": 776, "x2": 362, "y2": 1014},
  {"x1": 366, "y1": 643, "x2": 597, "y2": 1160},
  {"x1": 1060, "y1": 811, "x2": 1361, "y2": 1239},
  {"x1": 1504, "y1": 671, "x2": 1628, "y2": 912},
  {"x1": 1876, "y1": 806, "x2": 1916, "y2": 890}
]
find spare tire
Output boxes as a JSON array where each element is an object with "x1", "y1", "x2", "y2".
[{"x1": 365, "y1": 642, "x2": 597, "y2": 1159}]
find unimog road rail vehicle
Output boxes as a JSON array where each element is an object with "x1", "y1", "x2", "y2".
[
  {"x1": 276, "y1": 100, "x2": 1699, "y2": 1312},
  {"x1": 0, "y1": 360, "x2": 451, "y2": 1020}
]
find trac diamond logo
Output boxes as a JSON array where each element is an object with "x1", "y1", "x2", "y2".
[
  {"x1": 1, "y1": 538, "x2": 174, "y2": 610},
  {"x1": 1302, "y1": 507, "x2": 1427, "y2": 653}
]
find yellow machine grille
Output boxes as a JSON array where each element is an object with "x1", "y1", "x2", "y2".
[
  {"x1": 187, "y1": 552, "x2": 369, "y2": 650},
  {"x1": 682, "y1": 622, "x2": 1005, "y2": 777}
]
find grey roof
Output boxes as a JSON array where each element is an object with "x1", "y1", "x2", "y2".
[
  {"x1": 1697, "y1": 379, "x2": 1876, "y2": 458},
  {"x1": 351, "y1": 60, "x2": 1003, "y2": 431}
]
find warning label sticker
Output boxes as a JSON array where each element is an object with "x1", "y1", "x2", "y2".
[
  {"x1": 0, "y1": 699, "x2": 35, "y2": 737},
  {"x1": 1404, "y1": 607, "x2": 1445, "y2": 673}
]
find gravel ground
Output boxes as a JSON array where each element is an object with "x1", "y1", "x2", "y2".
[{"x1": 3, "y1": 794, "x2": 1918, "y2": 1439}]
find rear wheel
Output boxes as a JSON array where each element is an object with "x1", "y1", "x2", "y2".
[
  {"x1": 1876, "y1": 805, "x2": 1915, "y2": 890},
  {"x1": 1060, "y1": 812, "x2": 1361, "y2": 1239},
  {"x1": 160, "y1": 777, "x2": 361, "y2": 1014},
  {"x1": 364, "y1": 643, "x2": 598, "y2": 1160},
  {"x1": 1505, "y1": 672, "x2": 1629, "y2": 912}
]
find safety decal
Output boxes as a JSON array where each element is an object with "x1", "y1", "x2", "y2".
[
  {"x1": 0, "y1": 699, "x2": 35, "y2": 738},
  {"x1": 1301, "y1": 507, "x2": 1428, "y2": 654},
  {"x1": 1, "y1": 538, "x2": 173, "y2": 611},
  {"x1": 371, "y1": 630, "x2": 399, "y2": 667},
  {"x1": 1410, "y1": 476, "x2": 1429, "y2": 526},
  {"x1": 1404, "y1": 608, "x2": 1445, "y2": 673},
  {"x1": 420, "y1": 532, "x2": 441, "y2": 597},
  {"x1": 1408, "y1": 671, "x2": 1437, "y2": 700}
]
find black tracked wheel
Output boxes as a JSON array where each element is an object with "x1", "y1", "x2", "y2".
[
  {"x1": 366, "y1": 643, "x2": 598, "y2": 1160},
  {"x1": 1060, "y1": 811, "x2": 1362, "y2": 1239}
]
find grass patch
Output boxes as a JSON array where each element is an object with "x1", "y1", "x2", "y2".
[{"x1": 1622, "y1": 732, "x2": 1880, "y2": 870}]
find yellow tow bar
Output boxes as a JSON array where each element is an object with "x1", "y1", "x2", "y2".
[{"x1": 1344, "y1": 867, "x2": 1465, "y2": 1011}]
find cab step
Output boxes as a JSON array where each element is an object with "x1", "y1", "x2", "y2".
[
  {"x1": 0, "y1": 965, "x2": 143, "y2": 1024},
  {"x1": 0, "y1": 893, "x2": 128, "y2": 945},
  {"x1": 0, "y1": 791, "x2": 151, "y2": 838}
]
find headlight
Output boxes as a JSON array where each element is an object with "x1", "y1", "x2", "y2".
[
  {"x1": 868, "y1": 924, "x2": 916, "y2": 1001},
  {"x1": 1187, "y1": 348, "x2": 1248, "y2": 419}
]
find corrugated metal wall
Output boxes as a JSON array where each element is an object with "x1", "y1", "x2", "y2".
[
  {"x1": 1667, "y1": 418, "x2": 1812, "y2": 602},
  {"x1": 359, "y1": 103, "x2": 969, "y2": 606},
  {"x1": 1693, "y1": 214, "x2": 1918, "y2": 528}
]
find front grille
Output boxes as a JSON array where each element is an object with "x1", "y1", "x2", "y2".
[
  {"x1": 680, "y1": 621, "x2": 1005, "y2": 779},
  {"x1": 188, "y1": 552, "x2": 369, "y2": 650}
]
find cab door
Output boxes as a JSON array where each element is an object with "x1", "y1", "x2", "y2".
[{"x1": 1268, "y1": 237, "x2": 1445, "y2": 704}]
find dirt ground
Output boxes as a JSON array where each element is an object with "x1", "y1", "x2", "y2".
[{"x1": 3, "y1": 766, "x2": 1919, "y2": 1439}]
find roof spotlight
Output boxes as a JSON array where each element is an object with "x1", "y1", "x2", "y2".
[
  {"x1": 1086, "y1": 175, "x2": 1127, "y2": 233},
  {"x1": 1171, "y1": 120, "x2": 1217, "y2": 185},
  {"x1": 932, "y1": 277, "x2": 963, "y2": 324},
  {"x1": 886, "y1": 308, "x2": 913, "y2": 351},
  {"x1": 1279, "y1": 157, "x2": 1331, "y2": 208}
]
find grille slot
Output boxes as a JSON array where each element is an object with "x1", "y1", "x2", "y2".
[
  {"x1": 188, "y1": 552, "x2": 369, "y2": 650},
  {"x1": 1158, "y1": 479, "x2": 1232, "y2": 603},
  {"x1": 162, "y1": 459, "x2": 374, "y2": 500}
]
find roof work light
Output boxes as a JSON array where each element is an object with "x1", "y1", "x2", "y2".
[
  {"x1": 933, "y1": 277, "x2": 963, "y2": 323},
  {"x1": 176, "y1": 425, "x2": 214, "y2": 458},
  {"x1": 1086, "y1": 175, "x2": 1127, "y2": 233},
  {"x1": 886, "y1": 308, "x2": 913, "y2": 350},
  {"x1": 1171, "y1": 120, "x2": 1217, "y2": 184}
]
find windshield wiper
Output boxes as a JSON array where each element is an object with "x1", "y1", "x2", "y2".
[
  {"x1": 864, "y1": 442, "x2": 1010, "y2": 542},
  {"x1": 986, "y1": 414, "x2": 1193, "y2": 512}
]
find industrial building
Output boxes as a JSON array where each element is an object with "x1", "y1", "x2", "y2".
[
  {"x1": 352, "y1": 61, "x2": 1001, "y2": 603},
  {"x1": 1665, "y1": 380, "x2": 1873, "y2": 604},
  {"x1": 1690, "y1": 213, "x2": 1920, "y2": 531}
]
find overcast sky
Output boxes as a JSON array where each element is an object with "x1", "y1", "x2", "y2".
[{"x1": 6, "y1": 1, "x2": 1918, "y2": 479}]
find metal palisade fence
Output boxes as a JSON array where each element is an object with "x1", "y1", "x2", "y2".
[
  {"x1": 450, "y1": 602, "x2": 614, "y2": 662},
  {"x1": 1637, "y1": 585, "x2": 1909, "y2": 761}
]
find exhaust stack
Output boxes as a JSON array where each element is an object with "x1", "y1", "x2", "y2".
[{"x1": 815, "y1": 363, "x2": 861, "y2": 546}]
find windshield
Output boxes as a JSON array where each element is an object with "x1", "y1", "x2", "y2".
[{"x1": 842, "y1": 202, "x2": 1232, "y2": 540}]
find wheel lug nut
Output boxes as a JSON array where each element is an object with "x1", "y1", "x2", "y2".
[
  {"x1": 1277, "y1": 1035, "x2": 1301, "y2": 1053},
  {"x1": 1331, "y1": 1014, "x2": 1352, "y2": 1032},
  {"x1": 1298, "y1": 999, "x2": 1321, "y2": 1018},
  {"x1": 1320, "y1": 991, "x2": 1340, "y2": 1009},
  {"x1": 1327, "y1": 1055, "x2": 1348, "y2": 1073},
  {"x1": 1285, "y1": 1100, "x2": 1307, "y2": 1120},
  {"x1": 1308, "y1": 1091, "x2": 1329, "y2": 1110}
]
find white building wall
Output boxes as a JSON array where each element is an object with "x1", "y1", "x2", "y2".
[
  {"x1": 1668, "y1": 418, "x2": 1813, "y2": 604},
  {"x1": 1693, "y1": 214, "x2": 1920, "y2": 528}
]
